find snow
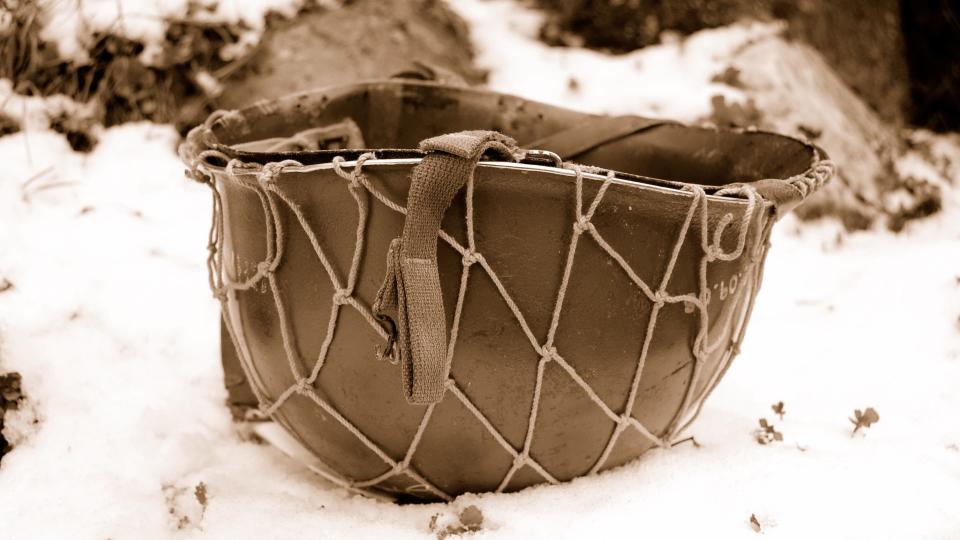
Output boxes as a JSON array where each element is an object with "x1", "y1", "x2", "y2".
[
  {"x1": 2, "y1": 0, "x2": 959, "y2": 538},
  {"x1": 450, "y1": 0, "x2": 776, "y2": 121},
  {"x1": 36, "y1": 0, "x2": 323, "y2": 65},
  {"x1": 0, "y1": 80, "x2": 98, "y2": 131}
]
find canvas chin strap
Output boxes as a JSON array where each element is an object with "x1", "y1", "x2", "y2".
[{"x1": 374, "y1": 131, "x2": 522, "y2": 405}]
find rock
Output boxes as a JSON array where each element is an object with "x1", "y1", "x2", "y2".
[
  {"x1": 215, "y1": 0, "x2": 482, "y2": 109},
  {"x1": 730, "y1": 36, "x2": 901, "y2": 228},
  {"x1": 773, "y1": 0, "x2": 908, "y2": 127}
]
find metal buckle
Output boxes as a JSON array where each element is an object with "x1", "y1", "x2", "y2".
[{"x1": 521, "y1": 149, "x2": 563, "y2": 168}]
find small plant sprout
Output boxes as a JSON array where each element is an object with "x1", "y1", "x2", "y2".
[
  {"x1": 194, "y1": 482, "x2": 208, "y2": 511},
  {"x1": 754, "y1": 418, "x2": 783, "y2": 445},
  {"x1": 771, "y1": 401, "x2": 785, "y2": 420},
  {"x1": 850, "y1": 407, "x2": 880, "y2": 436}
]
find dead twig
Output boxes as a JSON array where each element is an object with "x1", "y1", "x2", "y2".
[
  {"x1": 850, "y1": 407, "x2": 880, "y2": 436},
  {"x1": 671, "y1": 436, "x2": 701, "y2": 448}
]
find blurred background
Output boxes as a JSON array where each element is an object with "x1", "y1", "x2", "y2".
[
  {"x1": 4, "y1": 0, "x2": 958, "y2": 131},
  {"x1": 1, "y1": 0, "x2": 958, "y2": 226}
]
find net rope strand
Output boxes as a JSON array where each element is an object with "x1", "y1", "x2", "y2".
[{"x1": 193, "y1": 140, "x2": 834, "y2": 501}]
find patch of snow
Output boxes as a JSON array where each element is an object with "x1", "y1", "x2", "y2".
[
  {"x1": 0, "y1": 9, "x2": 13, "y2": 32},
  {"x1": 450, "y1": 0, "x2": 778, "y2": 121},
  {"x1": 897, "y1": 130, "x2": 960, "y2": 189},
  {"x1": 0, "y1": 79, "x2": 98, "y2": 131},
  {"x1": 36, "y1": 0, "x2": 332, "y2": 66}
]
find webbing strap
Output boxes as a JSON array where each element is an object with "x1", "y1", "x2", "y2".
[
  {"x1": 374, "y1": 131, "x2": 520, "y2": 404},
  {"x1": 523, "y1": 115, "x2": 672, "y2": 159}
]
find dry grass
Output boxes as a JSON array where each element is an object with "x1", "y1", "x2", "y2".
[{"x1": 0, "y1": 0, "x2": 285, "y2": 133}]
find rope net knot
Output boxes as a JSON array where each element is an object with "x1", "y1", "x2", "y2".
[
  {"x1": 333, "y1": 289, "x2": 351, "y2": 306},
  {"x1": 461, "y1": 249, "x2": 481, "y2": 267},
  {"x1": 573, "y1": 215, "x2": 592, "y2": 234},
  {"x1": 652, "y1": 290, "x2": 669, "y2": 306},
  {"x1": 539, "y1": 345, "x2": 558, "y2": 363}
]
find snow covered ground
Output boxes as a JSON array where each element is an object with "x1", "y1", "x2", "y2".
[
  {"x1": 33, "y1": 0, "x2": 317, "y2": 65},
  {"x1": 1, "y1": 1, "x2": 959, "y2": 538}
]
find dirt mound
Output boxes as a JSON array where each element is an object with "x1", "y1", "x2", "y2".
[{"x1": 216, "y1": 0, "x2": 482, "y2": 109}]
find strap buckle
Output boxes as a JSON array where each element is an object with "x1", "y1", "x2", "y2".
[{"x1": 521, "y1": 149, "x2": 563, "y2": 168}]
